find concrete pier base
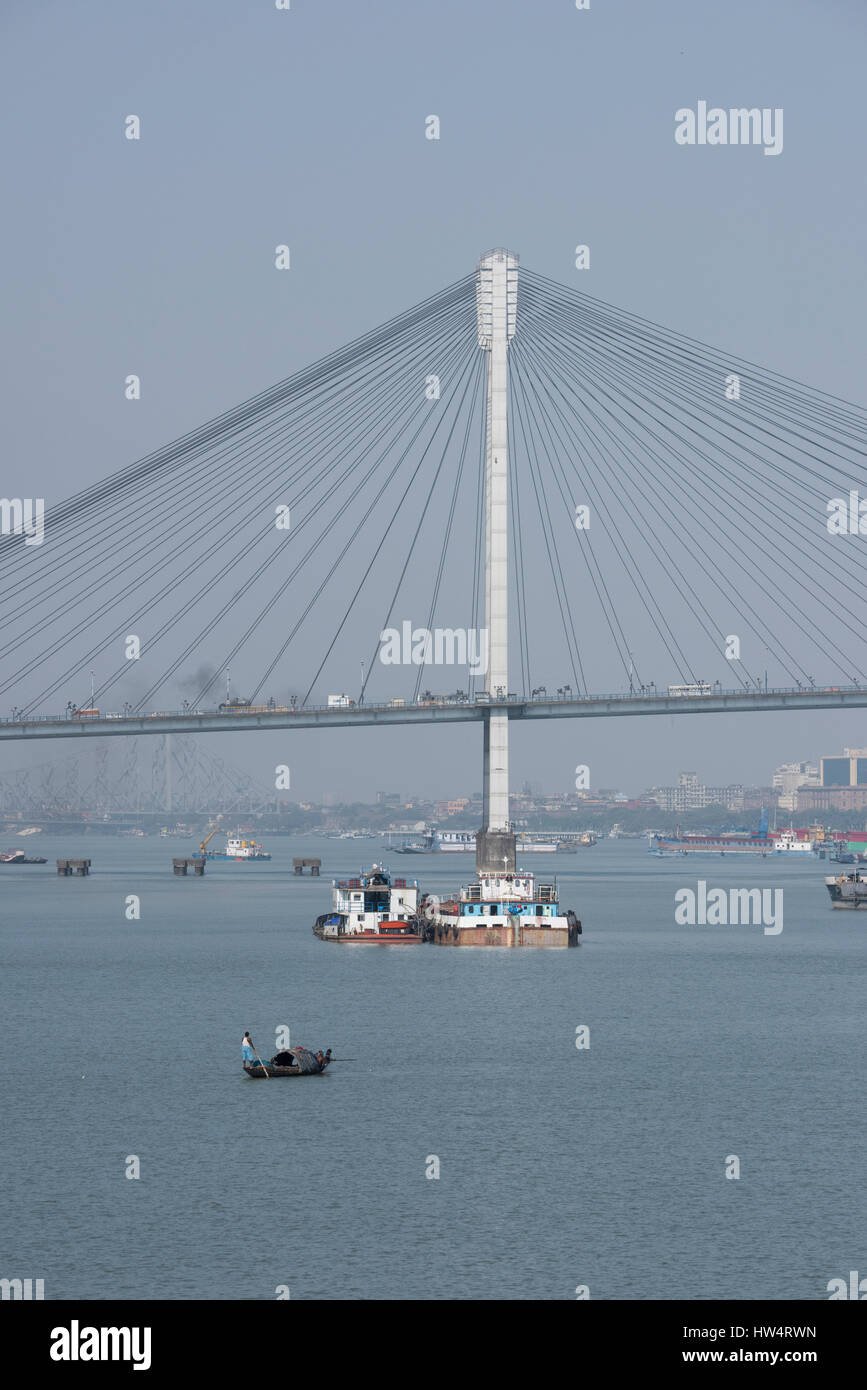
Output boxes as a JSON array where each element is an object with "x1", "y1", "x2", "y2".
[
  {"x1": 173, "y1": 857, "x2": 205, "y2": 876},
  {"x1": 56, "y1": 859, "x2": 90, "y2": 876},
  {"x1": 475, "y1": 829, "x2": 515, "y2": 875}
]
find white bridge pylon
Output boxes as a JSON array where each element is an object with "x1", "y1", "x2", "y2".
[{"x1": 477, "y1": 248, "x2": 519, "y2": 835}]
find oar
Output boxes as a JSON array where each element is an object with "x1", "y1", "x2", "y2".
[{"x1": 250, "y1": 1041, "x2": 271, "y2": 1077}]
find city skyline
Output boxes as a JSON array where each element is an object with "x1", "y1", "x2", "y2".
[{"x1": 6, "y1": 736, "x2": 867, "y2": 820}]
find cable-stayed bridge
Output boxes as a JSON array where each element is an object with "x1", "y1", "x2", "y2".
[{"x1": 3, "y1": 249, "x2": 867, "y2": 762}]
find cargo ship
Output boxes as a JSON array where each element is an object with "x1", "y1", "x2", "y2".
[
  {"x1": 313, "y1": 864, "x2": 422, "y2": 942},
  {"x1": 651, "y1": 812, "x2": 822, "y2": 857},
  {"x1": 652, "y1": 810, "x2": 774, "y2": 857}
]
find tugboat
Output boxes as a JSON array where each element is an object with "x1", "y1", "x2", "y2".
[
  {"x1": 421, "y1": 865, "x2": 581, "y2": 947},
  {"x1": 772, "y1": 828, "x2": 815, "y2": 855},
  {"x1": 825, "y1": 870, "x2": 867, "y2": 908},
  {"x1": 313, "y1": 864, "x2": 422, "y2": 943},
  {"x1": 0, "y1": 848, "x2": 47, "y2": 864}
]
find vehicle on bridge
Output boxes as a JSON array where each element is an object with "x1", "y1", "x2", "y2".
[
  {"x1": 667, "y1": 682, "x2": 711, "y2": 697},
  {"x1": 72, "y1": 707, "x2": 100, "y2": 719},
  {"x1": 217, "y1": 697, "x2": 291, "y2": 714}
]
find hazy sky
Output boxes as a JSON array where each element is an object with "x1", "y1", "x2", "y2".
[{"x1": 2, "y1": 0, "x2": 866, "y2": 804}]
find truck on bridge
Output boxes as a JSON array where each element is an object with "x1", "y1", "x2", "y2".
[{"x1": 667, "y1": 683, "x2": 711, "y2": 697}]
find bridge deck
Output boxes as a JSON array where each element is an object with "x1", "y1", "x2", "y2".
[{"x1": 1, "y1": 688, "x2": 865, "y2": 740}]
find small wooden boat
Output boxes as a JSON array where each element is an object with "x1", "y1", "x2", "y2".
[{"x1": 243, "y1": 1045, "x2": 330, "y2": 1078}]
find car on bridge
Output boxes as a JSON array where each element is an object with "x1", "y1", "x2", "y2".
[{"x1": 667, "y1": 683, "x2": 711, "y2": 697}]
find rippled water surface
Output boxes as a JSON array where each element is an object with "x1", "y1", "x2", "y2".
[{"x1": 1, "y1": 836, "x2": 864, "y2": 1299}]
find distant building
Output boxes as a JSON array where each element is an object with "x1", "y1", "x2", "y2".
[
  {"x1": 786, "y1": 750, "x2": 867, "y2": 812},
  {"x1": 819, "y1": 749, "x2": 867, "y2": 788},
  {"x1": 650, "y1": 771, "x2": 743, "y2": 813},
  {"x1": 705, "y1": 785, "x2": 745, "y2": 811},
  {"x1": 796, "y1": 787, "x2": 867, "y2": 812},
  {"x1": 742, "y1": 786, "x2": 778, "y2": 811},
  {"x1": 773, "y1": 761, "x2": 819, "y2": 811}
]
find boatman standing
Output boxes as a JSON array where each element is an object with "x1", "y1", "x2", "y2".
[{"x1": 242, "y1": 1031, "x2": 256, "y2": 1063}]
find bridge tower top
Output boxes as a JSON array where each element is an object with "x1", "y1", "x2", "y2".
[{"x1": 476, "y1": 248, "x2": 519, "y2": 347}]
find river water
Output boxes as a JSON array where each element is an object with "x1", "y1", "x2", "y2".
[{"x1": 1, "y1": 835, "x2": 863, "y2": 1300}]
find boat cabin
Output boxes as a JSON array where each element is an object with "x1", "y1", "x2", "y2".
[{"x1": 457, "y1": 871, "x2": 559, "y2": 917}]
